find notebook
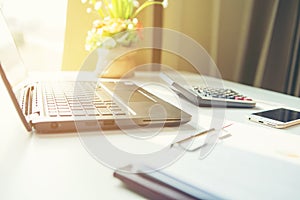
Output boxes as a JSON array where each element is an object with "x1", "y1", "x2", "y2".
[{"x1": 0, "y1": 11, "x2": 191, "y2": 133}]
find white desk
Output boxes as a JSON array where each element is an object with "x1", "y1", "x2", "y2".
[{"x1": 0, "y1": 71, "x2": 300, "y2": 200}]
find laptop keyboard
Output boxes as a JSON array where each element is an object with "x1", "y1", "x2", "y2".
[{"x1": 43, "y1": 81, "x2": 126, "y2": 117}]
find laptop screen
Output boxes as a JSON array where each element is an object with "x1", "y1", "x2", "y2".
[
  {"x1": 0, "y1": 10, "x2": 32, "y2": 131},
  {"x1": 0, "y1": 9, "x2": 27, "y2": 88}
]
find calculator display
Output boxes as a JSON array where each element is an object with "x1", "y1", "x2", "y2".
[{"x1": 253, "y1": 108, "x2": 300, "y2": 123}]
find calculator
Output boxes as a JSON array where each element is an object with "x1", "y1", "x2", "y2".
[{"x1": 160, "y1": 72, "x2": 256, "y2": 108}]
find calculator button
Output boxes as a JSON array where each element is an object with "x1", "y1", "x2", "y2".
[
  {"x1": 244, "y1": 98, "x2": 253, "y2": 101},
  {"x1": 235, "y1": 97, "x2": 244, "y2": 100}
]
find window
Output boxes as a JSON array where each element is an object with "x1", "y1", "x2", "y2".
[{"x1": 0, "y1": 0, "x2": 67, "y2": 71}]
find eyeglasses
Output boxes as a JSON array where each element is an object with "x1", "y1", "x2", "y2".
[{"x1": 170, "y1": 124, "x2": 232, "y2": 152}]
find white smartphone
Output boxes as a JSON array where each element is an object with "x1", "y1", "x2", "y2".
[{"x1": 249, "y1": 108, "x2": 300, "y2": 129}]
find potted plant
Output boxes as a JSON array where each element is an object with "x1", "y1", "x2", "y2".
[{"x1": 81, "y1": 0, "x2": 168, "y2": 78}]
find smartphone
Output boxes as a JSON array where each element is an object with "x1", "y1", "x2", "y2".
[{"x1": 249, "y1": 108, "x2": 300, "y2": 129}]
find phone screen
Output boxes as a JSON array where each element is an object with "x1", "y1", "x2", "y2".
[{"x1": 253, "y1": 108, "x2": 300, "y2": 123}]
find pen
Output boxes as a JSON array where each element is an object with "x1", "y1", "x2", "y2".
[{"x1": 170, "y1": 128, "x2": 216, "y2": 147}]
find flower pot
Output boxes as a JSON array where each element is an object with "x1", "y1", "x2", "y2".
[{"x1": 93, "y1": 47, "x2": 137, "y2": 79}]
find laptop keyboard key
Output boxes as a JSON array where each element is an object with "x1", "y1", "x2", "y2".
[
  {"x1": 86, "y1": 109, "x2": 100, "y2": 116},
  {"x1": 72, "y1": 110, "x2": 86, "y2": 116},
  {"x1": 49, "y1": 111, "x2": 58, "y2": 117},
  {"x1": 59, "y1": 112, "x2": 72, "y2": 116},
  {"x1": 98, "y1": 108, "x2": 113, "y2": 115}
]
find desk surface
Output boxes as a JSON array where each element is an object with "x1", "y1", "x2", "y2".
[{"x1": 0, "y1": 71, "x2": 300, "y2": 200}]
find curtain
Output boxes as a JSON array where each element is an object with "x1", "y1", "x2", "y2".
[
  {"x1": 238, "y1": 0, "x2": 300, "y2": 96},
  {"x1": 159, "y1": 0, "x2": 300, "y2": 97}
]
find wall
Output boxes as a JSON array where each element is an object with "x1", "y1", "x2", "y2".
[{"x1": 61, "y1": 0, "x2": 96, "y2": 71}]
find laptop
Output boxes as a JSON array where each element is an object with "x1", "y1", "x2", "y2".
[{"x1": 0, "y1": 12, "x2": 191, "y2": 133}]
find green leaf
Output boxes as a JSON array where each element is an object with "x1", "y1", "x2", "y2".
[{"x1": 132, "y1": 1, "x2": 164, "y2": 18}]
